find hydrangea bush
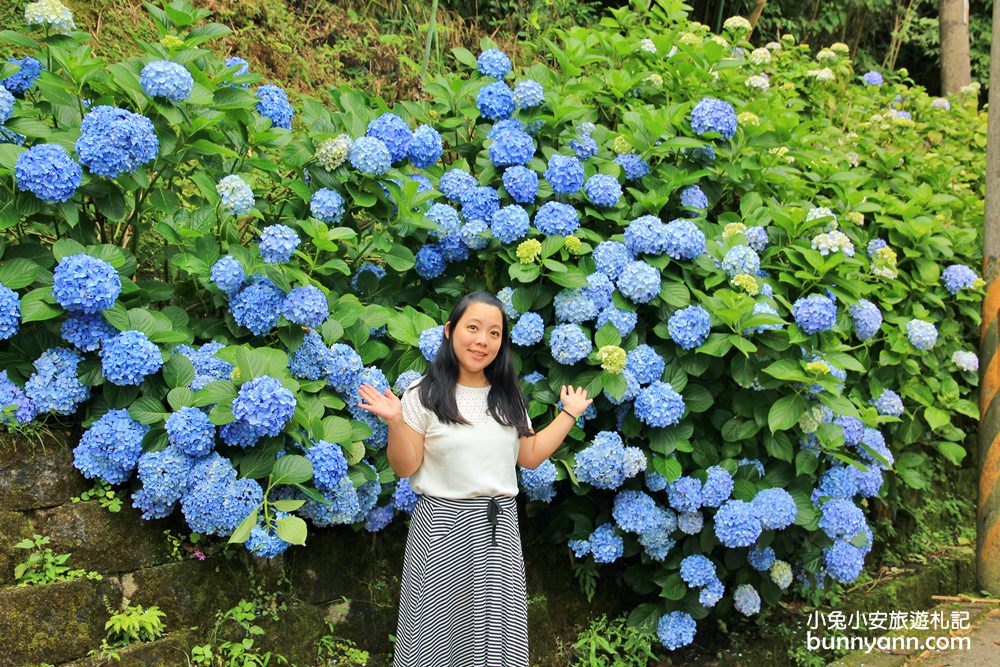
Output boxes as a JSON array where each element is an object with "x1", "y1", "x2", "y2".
[{"x1": 0, "y1": 0, "x2": 985, "y2": 655}]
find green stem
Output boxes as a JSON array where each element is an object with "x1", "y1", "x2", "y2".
[{"x1": 420, "y1": 0, "x2": 439, "y2": 84}]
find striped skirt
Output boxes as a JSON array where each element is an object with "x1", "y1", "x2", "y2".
[{"x1": 393, "y1": 494, "x2": 529, "y2": 667}]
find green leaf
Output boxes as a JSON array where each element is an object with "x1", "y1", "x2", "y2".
[
  {"x1": 271, "y1": 499, "x2": 306, "y2": 512},
  {"x1": 185, "y1": 22, "x2": 232, "y2": 46},
  {"x1": 594, "y1": 322, "x2": 621, "y2": 348},
  {"x1": 208, "y1": 399, "x2": 235, "y2": 425},
  {"x1": 163, "y1": 355, "x2": 195, "y2": 389},
  {"x1": 228, "y1": 508, "x2": 259, "y2": 545},
  {"x1": 129, "y1": 396, "x2": 170, "y2": 425},
  {"x1": 384, "y1": 244, "x2": 415, "y2": 272},
  {"x1": 166, "y1": 387, "x2": 194, "y2": 410},
  {"x1": 102, "y1": 303, "x2": 130, "y2": 331},
  {"x1": 270, "y1": 454, "x2": 313, "y2": 486},
  {"x1": 658, "y1": 572, "x2": 686, "y2": 600},
  {"x1": 52, "y1": 238, "x2": 87, "y2": 262},
  {"x1": 0, "y1": 259, "x2": 38, "y2": 289},
  {"x1": 924, "y1": 406, "x2": 950, "y2": 431},
  {"x1": 934, "y1": 441, "x2": 966, "y2": 466},
  {"x1": 19, "y1": 288, "x2": 61, "y2": 323},
  {"x1": 192, "y1": 380, "x2": 238, "y2": 407},
  {"x1": 0, "y1": 31, "x2": 40, "y2": 49},
  {"x1": 275, "y1": 516, "x2": 308, "y2": 546},
  {"x1": 768, "y1": 394, "x2": 807, "y2": 432}
]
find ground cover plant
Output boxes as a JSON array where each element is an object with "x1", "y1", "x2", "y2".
[{"x1": 0, "y1": 0, "x2": 986, "y2": 654}]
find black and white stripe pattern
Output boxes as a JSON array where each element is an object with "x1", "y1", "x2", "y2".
[{"x1": 393, "y1": 495, "x2": 529, "y2": 667}]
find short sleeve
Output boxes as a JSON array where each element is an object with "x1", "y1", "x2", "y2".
[{"x1": 400, "y1": 383, "x2": 431, "y2": 434}]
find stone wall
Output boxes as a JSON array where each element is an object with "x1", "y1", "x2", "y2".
[{"x1": 0, "y1": 432, "x2": 631, "y2": 667}]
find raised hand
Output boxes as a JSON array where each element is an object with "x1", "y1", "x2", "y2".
[
  {"x1": 357, "y1": 384, "x2": 403, "y2": 423},
  {"x1": 560, "y1": 384, "x2": 593, "y2": 419}
]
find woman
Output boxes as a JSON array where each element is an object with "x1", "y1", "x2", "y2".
[{"x1": 357, "y1": 290, "x2": 593, "y2": 667}]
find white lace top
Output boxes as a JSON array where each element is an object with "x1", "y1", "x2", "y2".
[{"x1": 400, "y1": 378, "x2": 529, "y2": 499}]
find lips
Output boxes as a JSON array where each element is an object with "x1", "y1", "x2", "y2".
[{"x1": 469, "y1": 350, "x2": 487, "y2": 360}]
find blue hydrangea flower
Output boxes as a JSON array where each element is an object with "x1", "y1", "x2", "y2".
[
  {"x1": 2, "y1": 57, "x2": 43, "y2": 95},
  {"x1": 477, "y1": 49, "x2": 511, "y2": 79},
  {"x1": 544, "y1": 155, "x2": 585, "y2": 194},
  {"x1": 906, "y1": 318, "x2": 938, "y2": 350},
  {"x1": 867, "y1": 238, "x2": 888, "y2": 256},
  {"x1": 501, "y1": 165, "x2": 538, "y2": 204},
  {"x1": 690, "y1": 97, "x2": 738, "y2": 139},
  {"x1": 667, "y1": 475, "x2": 702, "y2": 512},
  {"x1": 574, "y1": 431, "x2": 645, "y2": 489},
  {"x1": 751, "y1": 487, "x2": 798, "y2": 530},
  {"x1": 511, "y1": 312, "x2": 544, "y2": 346},
  {"x1": 73, "y1": 409, "x2": 148, "y2": 484},
  {"x1": 101, "y1": 330, "x2": 162, "y2": 386},
  {"x1": 216, "y1": 175, "x2": 254, "y2": 216},
  {"x1": 745, "y1": 225, "x2": 768, "y2": 252},
  {"x1": 824, "y1": 540, "x2": 865, "y2": 583},
  {"x1": 0, "y1": 284, "x2": 19, "y2": 342},
  {"x1": 282, "y1": 285, "x2": 328, "y2": 328},
  {"x1": 554, "y1": 288, "x2": 598, "y2": 324},
  {"x1": 172, "y1": 342, "x2": 232, "y2": 391},
  {"x1": 700, "y1": 579, "x2": 725, "y2": 608},
  {"x1": 181, "y1": 453, "x2": 262, "y2": 536},
  {"x1": 232, "y1": 376, "x2": 296, "y2": 437},
  {"x1": 793, "y1": 295, "x2": 837, "y2": 334},
  {"x1": 523, "y1": 371, "x2": 545, "y2": 385},
  {"x1": 210, "y1": 256, "x2": 245, "y2": 295},
  {"x1": 477, "y1": 81, "x2": 516, "y2": 120},
  {"x1": 415, "y1": 244, "x2": 447, "y2": 279},
  {"x1": 812, "y1": 465, "x2": 859, "y2": 504},
  {"x1": 288, "y1": 330, "x2": 335, "y2": 381},
  {"x1": 612, "y1": 490, "x2": 664, "y2": 533},
  {"x1": 76, "y1": 106, "x2": 158, "y2": 178},
  {"x1": 489, "y1": 119, "x2": 524, "y2": 139},
  {"x1": 393, "y1": 477, "x2": 419, "y2": 512},
  {"x1": 741, "y1": 302, "x2": 783, "y2": 335},
  {"x1": 367, "y1": 112, "x2": 412, "y2": 163},
  {"x1": 739, "y1": 457, "x2": 767, "y2": 477},
  {"x1": 850, "y1": 299, "x2": 882, "y2": 341},
  {"x1": 140, "y1": 61, "x2": 193, "y2": 101},
  {"x1": 714, "y1": 499, "x2": 763, "y2": 547},
  {"x1": 680, "y1": 185, "x2": 709, "y2": 210},
  {"x1": 624, "y1": 215, "x2": 667, "y2": 257},
  {"x1": 392, "y1": 371, "x2": 422, "y2": 395},
  {"x1": 583, "y1": 174, "x2": 622, "y2": 207},
  {"x1": 942, "y1": 264, "x2": 979, "y2": 294},
  {"x1": 592, "y1": 241, "x2": 630, "y2": 283},
  {"x1": 133, "y1": 445, "x2": 195, "y2": 519},
  {"x1": 0, "y1": 370, "x2": 36, "y2": 425},
  {"x1": 701, "y1": 466, "x2": 733, "y2": 507},
  {"x1": 255, "y1": 84, "x2": 294, "y2": 129},
  {"x1": 351, "y1": 263, "x2": 385, "y2": 293},
  {"x1": 488, "y1": 128, "x2": 535, "y2": 167},
  {"x1": 587, "y1": 523, "x2": 624, "y2": 563},
  {"x1": 58, "y1": 313, "x2": 113, "y2": 352},
  {"x1": 246, "y1": 511, "x2": 292, "y2": 558},
  {"x1": 748, "y1": 545, "x2": 776, "y2": 571},
  {"x1": 461, "y1": 185, "x2": 500, "y2": 223},
  {"x1": 166, "y1": 406, "x2": 216, "y2": 457},
  {"x1": 349, "y1": 136, "x2": 391, "y2": 176},
  {"x1": 309, "y1": 188, "x2": 345, "y2": 224},
  {"x1": 862, "y1": 70, "x2": 884, "y2": 86},
  {"x1": 307, "y1": 440, "x2": 349, "y2": 492},
  {"x1": 224, "y1": 56, "x2": 250, "y2": 86},
  {"x1": 327, "y1": 343, "x2": 363, "y2": 393},
  {"x1": 818, "y1": 498, "x2": 866, "y2": 540},
  {"x1": 418, "y1": 325, "x2": 444, "y2": 361},
  {"x1": 15, "y1": 143, "x2": 81, "y2": 203},
  {"x1": 657, "y1": 611, "x2": 697, "y2": 651},
  {"x1": 461, "y1": 219, "x2": 491, "y2": 249},
  {"x1": 0, "y1": 85, "x2": 13, "y2": 124},
  {"x1": 24, "y1": 347, "x2": 89, "y2": 415},
  {"x1": 496, "y1": 287, "x2": 519, "y2": 320},
  {"x1": 835, "y1": 415, "x2": 864, "y2": 447},
  {"x1": 426, "y1": 203, "x2": 461, "y2": 240},
  {"x1": 300, "y1": 476, "x2": 361, "y2": 526},
  {"x1": 364, "y1": 505, "x2": 394, "y2": 532},
  {"x1": 614, "y1": 153, "x2": 649, "y2": 180},
  {"x1": 873, "y1": 389, "x2": 903, "y2": 417},
  {"x1": 734, "y1": 584, "x2": 761, "y2": 616},
  {"x1": 677, "y1": 511, "x2": 703, "y2": 534},
  {"x1": 513, "y1": 79, "x2": 544, "y2": 108},
  {"x1": 663, "y1": 219, "x2": 706, "y2": 259},
  {"x1": 409, "y1": 173, "x2": 433, "y2": 193},
  {"x1": 549, "y1": 323, "x2": 591, "y2": 364},
  {"x1": 953, "y1": 350, "x2": 979, "y2": 372},
  {"x1": 439, "y1": 168, "x2": 478, "y2": 202},
  {"x1": 722, "y1": 245, "x2": 760, "y2": 277},
  {"x1": 534, "y1": 202, "x2": 579, "y2": 236},
  {"x1": 408, "y1": 124, "x2": 443, "y2": 168},
  {"x1": 680, "y1": 554, "x2": 717, "y2": 587},
  {"x1": 668, "y1": 306, "x2": 711, "y2": 350},
  {"x1": 519, "y1": 459, "x2": 557, "y2": 502},
  {"x1": 618, "y1": 261, "x2": 661, "y2": 304},
  {"x1": 53, "y1": 254, "x2": 121, "y2": 314},
  {"x1": 625, "y1": 345, "x2": 664, "y2": 385},
  {"x1": 635, "y1": 381, "x2": 685, "y2": 427},
  {"x1": 569, "y1": 134, "x2": 598, "y2": 161},
  {"x1": 259, "y1": 224, "x2": 300, "y2": 263},
  {"x1": 584, "y1": 273, "x2": 615, "y2": 311},
  {"x1": 219, "y1": 420, "x2": 259, "y2": 448},
  {"x1": 857, "y1": 427, "x2": 894, "y2": 468},
  {"x1": 230, "y1": 275, "x2": 284, "y2": 335}
]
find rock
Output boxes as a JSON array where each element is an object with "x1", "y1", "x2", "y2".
[
  {"x1": 124, "y1": 558, "x2": 250, "y2": 630},
  {"x1": 0, "y1": 576, "x2": 123, "y2": 666},
  {"x1": 60, "y1": 632, "x2": 195, "y2": 667},
  {"x1": 0, "y1": 511, "x2": 35, "y2": 587},
  {"x1": 0, "y1": 431, "x2": 88, "y2": 511},
  {"x1": 34, "y1": 502, "x2": 172, "y2": 575}
]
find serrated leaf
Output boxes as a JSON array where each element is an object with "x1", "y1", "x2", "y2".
[
  {"x1": 163, "y1": 355, "x2": 196, "y2": 389},
  {"x1": 768, "y1": 394, "x2": 807, "y2": 432},
  {"x1": 0, "y1": 258, "x2": 38, "y2": 289},
  {"x1": 228, "y1": 508, "x2": 259, "y2": 544},
  {"x1": 275, "y1": 516, "x2": 308, "y2": 546},
  {"x1": 270, "y1": 454, "x2": 313, "y2": 486},
  {"x1": 128, "y1": 396, "x2": 170, "y2": 425},
  {"x1": 166, "y1": 387, "x2": 194, "y2": 410}
]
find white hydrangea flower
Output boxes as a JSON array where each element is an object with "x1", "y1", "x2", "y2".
[
  {"x1": 749, "y1": 48, "x2": 771, "y2": 65},
  {"x1": 765, "y1": 41, "x2": 783, "y2": 51},
  {"x1": 315, "y1": 134, "x2": 353, "y2": 171},
  {"x1": 811, "y1": 230, "x2": 855, "y2": 257},
  {"x1": 830, "y1": 42, "x2": 850, "y2": 54},
  {"x1": 806, "y1": 68, "x2": 836, "y2": 81},
  {"x1": 710, "y1": 35, "x2": 730, "y2": 49},
  {"x1": 816, "y1": 48, "x2": 836, "y2": 62},
  {"x1": 737, "y1": 111, "x2": 760, "y2": 126},
  {"x1": 25, "y1": 0, "x2": 75, "y2": 34},
  {"x1": 666, "y1": 45, "x2": 678, "y2": 58},
  {"x1": 678, "y1": 32, "x2": 701, "y2": 46},
  {"x1": 639, "y1": 38, "x2": 657, "y2": 54},
  {"x1": 723, "y1": 16, "x2": 752, "y2": 33},
  {"x1": 745, "y1": 74, "x2": 770, "y2": 91},
  {"x1": 806, "y1": 206, "x2": 837, "y2": 224}
]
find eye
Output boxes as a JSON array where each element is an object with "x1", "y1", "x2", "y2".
[
  {"x1": 491, "y1": 331, "x2": 500, "y2": 337},
  {"x1": 468, "y1": 324, "x2": 477, "y2": 331}
]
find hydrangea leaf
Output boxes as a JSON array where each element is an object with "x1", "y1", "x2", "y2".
[
  {"x1": 270, "y1": 454, "x2": 313, "y2": 486},
  {"x1": 767, "y1": 394, "x2": 807, "y2": 433},
  {"x1": 275, "y1": 516, "x2": 308, "y2": 546},
  {"x1": 227, "y1": 508, "x2": 258, "y2": 545}
]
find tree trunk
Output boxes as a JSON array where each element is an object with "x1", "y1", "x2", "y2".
[
  {"x1": 749, "y1": 0, "x2": 767, "y2": 31},
  {"x1": 940, "y1": 0, "x2": 972, "y2": 93},
  {"x1": 978, "y1": 0, "x2": 1000, "y2": 598}
]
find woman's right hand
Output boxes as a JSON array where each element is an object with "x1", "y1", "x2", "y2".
[{"x1": 357, "y1": 384, "x2": 403, "y2": 424}]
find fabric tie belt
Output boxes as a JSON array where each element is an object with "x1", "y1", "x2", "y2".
[{"x1": 486, "y1": 496, "x2": 502, "y2": 546}]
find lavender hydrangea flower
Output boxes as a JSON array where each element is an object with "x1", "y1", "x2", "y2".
[
  {"x1": 793, "y1": 295, "x2": 837, "y2": 334},
  {"x1": 942, "y1": 264, "x2": 979, "y2": 294}
]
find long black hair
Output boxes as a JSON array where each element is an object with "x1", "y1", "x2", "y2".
[{"x1": 410, "y1": 291, "x2": 534, "y2": 438}]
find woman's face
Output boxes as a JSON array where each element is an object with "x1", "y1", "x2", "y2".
[{"x1": 446, "y1": 301, "x2": 504, "y2": 374}]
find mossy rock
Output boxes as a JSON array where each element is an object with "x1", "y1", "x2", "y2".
[
  {"x1": 61, "y1": 632, "x2": 195, "y2": 667},
  {"x1": 0, "y1": 511, "x2": 36, "y2": 587},
  {"x1": 0, "y1": 576, "x2": 123, "y2": 666},
  {"x1": 34, "y1": 501, "x2": 172, "y2": 575},
  {"x1": 0, "y1": 430, "x2": 88, "y2": 512},
  {"x1": 123, "y1": 557, "x2": 251, "y2": 631}
]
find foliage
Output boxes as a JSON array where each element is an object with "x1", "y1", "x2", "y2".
[
  {"x1": 91, "y1": 603, "x2": 167, "y2": 658},
  {"x1": 71, "y1": 479, "x2": 124, "y2": 511},
  {"x1": 13, "y1": 534, "x2": 102, "y2": 586},
  {"x1": 189, "y1": 599, "x2": 289, "y2": 667},
  {"x1": 562, "y1": 613, "x2": 659, "y2": 666},
  {"x1": 0, "y1": 0, "x2": 987, "y2": 655},
  {"x1": 316, "y1": 627, "x2": 370, "y2": 667}
]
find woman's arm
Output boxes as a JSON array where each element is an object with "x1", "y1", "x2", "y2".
[
  {"x1": 517, "y1": 385, "x2": 592, "y2": 469},
  {"x1": 357, "y1": 384, "x2": 426, "y2": 478}
]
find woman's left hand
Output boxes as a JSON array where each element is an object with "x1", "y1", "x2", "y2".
[{"x1": 560, "y1": 385, "x2": 593, "y2": 419}]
